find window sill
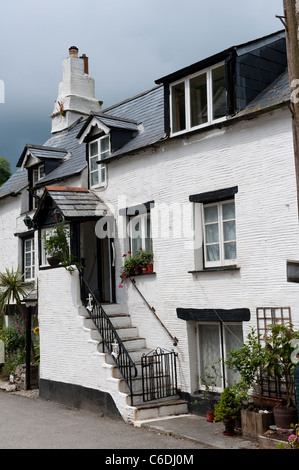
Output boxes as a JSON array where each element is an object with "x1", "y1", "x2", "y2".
[
  {"x1": 189, "y1": 265, "x2": 240, "y2": 274},
  {"x1": 130, "y1": 272, "x2": 156, "y2": 278}
]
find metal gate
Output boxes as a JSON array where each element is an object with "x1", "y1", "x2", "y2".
[{"x1": 141, "y1": 348, "x2": 178, "y2": 402}]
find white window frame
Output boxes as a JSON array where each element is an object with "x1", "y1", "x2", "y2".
[
  {"x1": 197, "y1": 321, "x2": 243, "y2": 392},
  {"x1": 128, "y1": 212, "x2": 152, "y2": 255},
  {"x1": 202, "y1": 199, "x2": 237, "y2": 268},
  {"x1": 24, "y1": 237, "x2": 35, "y2": 281},
  {"x1": 89, "y1": 135, "x2": 110, "y2": 188},
  {"x1": 32, "y1": 164, "x2": 45, "y2": 185},
  {"x1": 40, "y1": 225, "x2": 70, "y2": 267},
  {"x1": 170, "y1": 62, "x2": 227, "y2": 136}
]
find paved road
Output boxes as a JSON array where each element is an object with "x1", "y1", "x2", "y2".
[{"x1": 0, "y1": 391, "x2": 206, "y2": 451}]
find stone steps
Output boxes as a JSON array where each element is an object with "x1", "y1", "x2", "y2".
[{"x1": 82, "y1": 303, "x2": 188, "y2": 422}]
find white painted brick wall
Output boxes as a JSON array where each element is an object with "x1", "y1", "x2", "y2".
[{"x1": 97, "y1": 107, "x2": 299, "y2": 393}]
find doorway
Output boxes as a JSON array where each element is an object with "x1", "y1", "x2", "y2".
[{"x1": 80, "y1": 220, "x2": 115, "y2": 303}]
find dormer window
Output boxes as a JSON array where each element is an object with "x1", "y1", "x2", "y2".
[
  {"x1": 89, "y1": 135, "x2": 110, "y2": 188},
  {"x1": 32, "y1": 164, "x2": 45, "y2": 185},
  {"x1": 170, "y1": 63, "x2": 226, "y2": 135}
]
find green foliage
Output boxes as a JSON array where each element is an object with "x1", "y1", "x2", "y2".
[
  {"x1": 263, "y1": 322, "x2": 299, "y2": 407},
  {"x1": 0, "y1": 266, "x2": 31, "y2": 316},
  {"x1": 200, "y1": 362, "x2": 221, "y2": 411},
  {"x1": 119, "y1": 249, "x2": 153, "y2": 284},
  {"x1": 0, "y1": 157, "x2": 11, "y2": 187},
  {"x1": 0, "y1": 320, "x2": 26, "y2": 378},
  {"x1": 214, "y1": 386, "x2": 241, "y2": 424},
  {"x1": 0, "y1": 322, "x2": 25, "y2": 355},
  {"x1": 42, "y1": 223, "x2": 70, "y2": 260},
  {"x1": 225, "y1": 327, "x2": 267, "y2": 396}
]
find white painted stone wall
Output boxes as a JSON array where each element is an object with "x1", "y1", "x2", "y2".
[
  {"x1": 38, "y1": 267, "x2": 130, "y2": 419},
  {"x1": 0, "y1": 195, "x2": 23, "y2": 272},
  {"x1": 95, "y1": 106, "x2": 299, "y2": 394}
]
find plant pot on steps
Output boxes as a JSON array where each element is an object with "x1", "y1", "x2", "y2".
[{"x1": 206, "y1": 411, "x2": 214, "y2": 422}]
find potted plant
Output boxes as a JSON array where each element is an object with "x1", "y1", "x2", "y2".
[
  {"x1": 214, "y1": 386, "x2": 241, "y2": 436},
  {"x1": 119, "y1": 251, "x2": 142, "y2": 285},
  {"x1": 225, "y1": 328, "x2": 277, "y2": 437},
  {"x1": 263, "y1": 322, "x2": 299, "y2": 429},
  {"x1": 200, "y1": 363, "x2": 221, "y2": 422},
  {"x1": 137, "y1": 248, "x2": 154, "y2": 273},
  {"x1": 119, "y1": 249, "x2": 154, "y2": 286},
  {"x1": 42, "y1": 223, "x2": 70, "y2": 267}
]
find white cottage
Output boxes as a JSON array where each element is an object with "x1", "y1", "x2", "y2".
[{"x1": 0, "y1": 29, "x2": 298, "y2": 422}]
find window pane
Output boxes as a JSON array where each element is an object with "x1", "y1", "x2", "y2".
[
  {"x1": 198, "y1": 325, "x2": 222, "y2": 388},
  {"x1": 204, "y1": 205, "x2": 218, "y2": 223},
  {"x1": 91, "y1": 171, "x2": 99, "y2": 186},
  {"x1": 172, "y1": 82, "x2": 186, "y2": 133},
  {"x1": 145, "y1": 213, "x2": 152, "y2": 252},
  {"x1": 206, "y1": 244, "x2": 220, "y2": 261},
  {"x1": 224, "y1": 324, "x2": 243, "y2": 386},
  {"x1": 224, "y1": 242, "x2": 236, "y2": 260},
  {"x1": 205, "y1": 223, "x2": 219, "y2": 243},
  {"x1": 222, "y1": 202, "x2": 235, "y2": 220},
  {"x1": 100, "y1": 136, "x2": 110, "y2": 156},
  {"x1": 90, "y1": 141, "x2": 98, "y2": 157},
  {"x1": 90, "y1": 156, "x2": 98, "y2": 172},
  {"x1": 212, "y1": 65, "x2": 226, "y2": 120},
  {"x1": 223, "y1": 220, "x2": 235, "y2": 241},
  {"x1": 100, "y1": 165, "x2": 106, "y2": 183},
  {"x1": 190, "y1": 73, "x2": 207, "y2": 127}
]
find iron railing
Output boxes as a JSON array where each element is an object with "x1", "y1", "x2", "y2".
[
  {"x1": 141, "y1": 348, "x2": 178, "y2": 402},
  {"x1": 130, "y1": 279, "x2": 178, "y2": 346},
  {"x1": 79, "y1": 273, "x2": 138, "y2": 405}
]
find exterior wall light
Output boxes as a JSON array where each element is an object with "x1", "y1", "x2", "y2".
[{"x1": 23, "y1": 214, "x2": 33, "y2": 229}]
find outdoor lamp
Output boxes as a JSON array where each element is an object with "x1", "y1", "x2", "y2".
[
  {"x1": 23, "y1": 214, "x2": 33, "y2": 229},
  {"x1": 52, "y1": 207, "x2": 63, "y2": 223}
]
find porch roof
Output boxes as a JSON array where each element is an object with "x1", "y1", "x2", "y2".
[{"x1": 34, "y1": 186, "x2": 107, "y2": 223}]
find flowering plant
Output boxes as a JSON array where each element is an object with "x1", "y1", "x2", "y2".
[
  {"x1": 277, "y1": 423, "x2": 299, "y2": 449},
  {"x1": 119, "y1": 249, "x2": 154, "y2": 287},
  {"x1": 288, "y1": 424, "x2": 299, "y2": 449},
  {"x1": 119, "y1": 251, "x2": 141, "y2": 286}
]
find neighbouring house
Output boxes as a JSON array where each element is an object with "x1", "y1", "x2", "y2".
[{"x1": 0, "y1": 30, "x2": 298, "y2": 422}]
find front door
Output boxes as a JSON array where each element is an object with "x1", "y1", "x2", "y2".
[{"x1": 80, "y1": 220, "x2": 115, "y2": 303}]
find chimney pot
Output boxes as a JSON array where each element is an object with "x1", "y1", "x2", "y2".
[
  {"x1": 80, "y1": 54, "x2": 89, "y2": 74},
  {"x1": 69, "y1": 46, "x2": 79, "y2": 58}
]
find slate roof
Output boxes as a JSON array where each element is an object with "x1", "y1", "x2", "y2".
[
  {"x1": 101, "y1": 85, "x2": 166, "y2": 158},
  {"x1": 17, "y1": 145, "x2": 69, "y2": 167},
  {"x1": 236, "y1": 69, "x2": 290, "y2": 117},
  {"x1": 0, "y1": 168, "x2": 28, "y2": 199},
  {"x1": 0, "y1": 32, "x2": 291, "y2": 200},
  {"x1": 34, "y1": 186, "x2": 107, "y2": 220},
  {"x1": 36, "y1": 118, "x2": 88, "y2": 186}
]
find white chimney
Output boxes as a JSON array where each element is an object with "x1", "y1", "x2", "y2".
[{"x1": 51, "y1": 47, "x2": 102, "y2": 133}]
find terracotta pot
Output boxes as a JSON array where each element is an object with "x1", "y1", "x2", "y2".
[
  {"x1": 207, "y1": 411, "x2": 214, "y2": 422},
  {"x1": 147, "y1": 263, "x2": 153, "y2": 273},
  {"x1": 273, "y1": 406, "x2": 298, "y2": 430},
  {"x1": 252, "y1": 395, "x2": 285, "y2": 409}
]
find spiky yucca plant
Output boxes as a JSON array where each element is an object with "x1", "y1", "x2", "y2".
[{"x1": 0, "y1": 266, "x2": 35, "y2": 362}]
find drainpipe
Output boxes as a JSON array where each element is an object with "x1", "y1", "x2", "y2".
[{"x1": 282, "y1": 0, "x2": 299, "y2": 217}]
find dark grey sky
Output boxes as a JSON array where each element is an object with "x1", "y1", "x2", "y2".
[{"x1": 0, "y1": 0, "x2": 284, "y2": 170}]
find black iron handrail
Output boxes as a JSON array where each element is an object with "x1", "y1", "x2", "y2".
[
  {"x1": 79, "y1": 273, "x2": 138, "y2": 406},
  {"x1": 130, "y1": 278, "x2": 178, "y2": 346}
]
